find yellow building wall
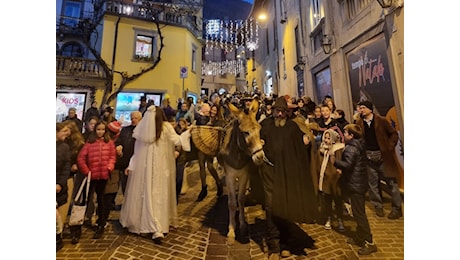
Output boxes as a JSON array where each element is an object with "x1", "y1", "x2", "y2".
[{"x1": 100, "y1": 15, "x2": 203, "y2": 106}]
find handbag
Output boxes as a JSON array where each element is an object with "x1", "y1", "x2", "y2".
[{"x1": 68, "y1": 172, "x2": 91, "y2": 226}]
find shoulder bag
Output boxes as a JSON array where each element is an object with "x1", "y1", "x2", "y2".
[{"x1": 68, "y1": 172, "x2": 91, "y2": 226}]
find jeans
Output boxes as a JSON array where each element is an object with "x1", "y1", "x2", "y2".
[{"x1": 367, "y1": 159, "x2": 402, "y2": 212}]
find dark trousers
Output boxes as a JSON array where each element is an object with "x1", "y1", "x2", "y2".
[
  {"x1": 70, "y1": 179, "x2": 108, "y2": 235},
  {"x1": 103, "y1": 192, "x2": 117, "y2": 219},
  {"x1": 260, "y1": 162, "x2": 280, "y2": 254},
  {"x1": 87, "y1": 179, "x2": 109, "y2": 227},
  {"x1": 350, "y1": 191, "x2": 373, "y2": 245},
  {"x1": 176, "y1": 162, "x2": 185, "y2": 204},
  {"x1": 320, "y1": 192, "x2": 343, "y2": 221},
  {"x1": 119, "y1": 168, "x2": 128, "y2": 195}
]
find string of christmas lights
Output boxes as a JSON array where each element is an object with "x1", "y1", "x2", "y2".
[
  {"x1": 204, "y1": 19, "x2": 259, "y2": 54},
  {"x1": 201, "y1": 59, "x2": 245, "y2": 76}
]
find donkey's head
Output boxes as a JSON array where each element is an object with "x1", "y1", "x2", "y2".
[{"x1": 228, "y1": 99, "x2": 265, "y2": 165}]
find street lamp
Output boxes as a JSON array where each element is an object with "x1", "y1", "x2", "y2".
[
  {"x1": 376, "y1": 0, "x2": 392, "y2": 8},
  {"x1": 321, "y1": 34, "x2": 332, "y2": 54}
]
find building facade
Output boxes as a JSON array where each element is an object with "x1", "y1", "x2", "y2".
[
  {"x1": 249, "y1": 0, "x2": 404, "y2": 188},
  {"x1": 56, "y1": 0, "x2": 204, "y2": 123}
]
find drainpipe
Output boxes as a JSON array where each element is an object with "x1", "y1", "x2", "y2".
[{"x1": 111, "y1": 16, "x2": 121, "y2": 88}]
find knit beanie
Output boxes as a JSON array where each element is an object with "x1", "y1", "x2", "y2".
[
  {"x1": 108, "y1": 121, "x2": 121, "y2": 133},
  {"x1": 358, "y1": 100, "x2": 373, "y2": 112}
]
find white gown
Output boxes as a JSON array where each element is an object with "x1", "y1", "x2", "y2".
[{"x1": 120, "y1": 118, "x2": 187, "y2": 236}]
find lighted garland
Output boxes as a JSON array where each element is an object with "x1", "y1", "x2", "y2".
[
  {"x1": 204, "y1": 19, "x2": 259, "y2": 54},
  {"x1": 201, "y1": 59, "x2": 245, "y2": 76}
]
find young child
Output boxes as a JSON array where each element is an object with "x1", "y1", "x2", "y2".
[
  {"x1": 330, "y1": 124, "x2": 377, "y2": 255},
  {"x1": 77, "y1": 121, "x2": 116, "y2": 239},
  {"x1": 317, "y1": 129, "x2": 345, "y2": 231},
  {"x1": 104, "y1": 121, "x2": 122, "y2": 217},
  {"x1": 174, "y1": 118, "x2": 190, "y2": 203}
]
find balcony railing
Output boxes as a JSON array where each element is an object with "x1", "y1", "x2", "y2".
[
  {"x1": 57, "y1": 1, "x2": 203, "y2": 39},
  {"x1": 105, "y1": 1, "x2": 202, "y2": 39},
  {"x1": 56, "y1": 56, "x2": 107, "y2": 80}
]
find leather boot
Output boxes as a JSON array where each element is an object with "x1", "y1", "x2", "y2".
[
  {"x1": 93, "y1": 226, "x2": 105, "y2": 239},
  {"x1": 56, "y1": 233, "x2": 63, "y2": 252},
  {"x1": 196, "y1": 185, "x2": 208, "y2": 201},
  {"x1": 70, "y1": 226, "x2": 81, "y2": 244}
]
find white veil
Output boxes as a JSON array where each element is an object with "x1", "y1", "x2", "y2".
[{"x1": 133, "y1": 105, "x2": 157, "y2": 144}]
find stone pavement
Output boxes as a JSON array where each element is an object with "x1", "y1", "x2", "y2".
[{"x1": 57, "y1": 162, "x2": 404, "y2": 259}]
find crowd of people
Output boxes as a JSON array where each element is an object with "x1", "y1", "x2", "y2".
[{"x1": 56, "y1": 91, "x2": 402, "y2": 258}]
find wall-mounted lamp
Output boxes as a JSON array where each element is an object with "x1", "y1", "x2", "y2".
[
  {"x1": 294, "y1": 56, "x2": 307, "y2": 71},
  {"x1": 377, "y1": 0, "x2": 392, "y2": 8},
  {"x1": 321, "y1": 35, "x2": 333, "y2": 54}
]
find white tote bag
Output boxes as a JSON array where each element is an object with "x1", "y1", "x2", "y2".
[{"x1": 68, "y1": 172, "x2": 91, "y2": 226}]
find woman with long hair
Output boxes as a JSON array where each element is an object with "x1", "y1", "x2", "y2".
[
  {"x1": 59, "y1": 120, "x2": 85, "y2": 243},
  {"x1": 120, "y1": 106, "x2": 190, "y2": 244}
]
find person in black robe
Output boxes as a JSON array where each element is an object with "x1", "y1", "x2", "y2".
[{"x1": 259, "y1": 97, "x2": 319, "y2": 259}]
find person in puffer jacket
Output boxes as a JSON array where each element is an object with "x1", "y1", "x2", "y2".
[
  {"x1": 330, "y1": 124, "x2": 377, "y2": 255},
  {"x1": 77, "y1": 120, "x2": 116, "y2": 240}
]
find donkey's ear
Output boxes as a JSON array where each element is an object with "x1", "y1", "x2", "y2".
[
  {"x1": 249, "y1": 99, "x2": 259, "y2": 114},
  {"x1": 228, "y1": 102, "x2": 240, "y2": 116}
]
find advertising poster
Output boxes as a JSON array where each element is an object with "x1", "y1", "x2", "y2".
[
  {"x1": 315, "y1": 67, "x2": 332, "y2": 102},
  {"x1": 346, "y1": 34, "x2": 404, "y2": 188},
  {"x1": 56, "y1": 92, "x2": 87, "y2": 122},
  {"x1": 347, "y1": 34, "x2": 394, "y2": 115},
  {"x1": 115, "y1": 92, "x2": 162, "y2": 125}
]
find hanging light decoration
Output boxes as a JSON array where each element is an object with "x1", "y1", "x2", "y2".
[
  {"x1": 203, "y1": 18, "x2": 259, "y2": 76},
  {"x1": 202, "y1": 59, "x2": 245, "y2": 77}
]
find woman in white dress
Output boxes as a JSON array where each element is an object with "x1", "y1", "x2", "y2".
[{"x1": 120, "y1": 105, "x2": 190, "y2": 243}]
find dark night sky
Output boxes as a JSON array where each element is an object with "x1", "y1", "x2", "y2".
[{"x1": 203, "y1": 0, "x2": 253, "y2": 20}]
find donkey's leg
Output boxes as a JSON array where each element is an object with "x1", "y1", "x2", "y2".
[
  {"x1": 237, "y1": 169, "x2": 249, "y2": 237},
  {"x1": 226, "y1": 168, "x2": 237, "y2": 245}
]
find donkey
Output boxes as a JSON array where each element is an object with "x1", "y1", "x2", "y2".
[{"x1": 217, "y1": 99, "x2": 265, "y2": 245}]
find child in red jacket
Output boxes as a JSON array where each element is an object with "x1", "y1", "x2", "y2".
[{"x1": 77, "y1": 121, "x2": 116, "y2": 239}]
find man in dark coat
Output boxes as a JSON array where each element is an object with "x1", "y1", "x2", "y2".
[
  {"x1": 115, "y1": 111, "x2": 142, "y2": 195},
  {"x1": 84, "y1": 101, "x2": 99, "y2": 123},
  {"x1": 259, "y1": 97, "x2": 318, "y2": 259},
  {"x1": 357, "y1": 100, "x2": 402, "y2": 219},
  {"x1": 64, "y1": 107, "x2": 83, "y2": 133}
]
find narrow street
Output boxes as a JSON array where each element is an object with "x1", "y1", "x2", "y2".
[{"x1": 57, "y1": 162, "x2": 404, "y2": 259}]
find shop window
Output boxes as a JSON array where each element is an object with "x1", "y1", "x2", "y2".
[{"x1": 314, "y1": 67, "x2": 333, "y2": 102}]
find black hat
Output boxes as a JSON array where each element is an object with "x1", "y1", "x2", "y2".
[
  {"x1": 105, "y1": 106, "x2": 114, "y2": 113},
  {"x1": 241, "y1": 93, "x2": 253, "y2": 101},
  {"x1": 264, "y1": 99, "x2": 273, "y2": 106},
  {"x1": 272, "y1": 97, "x2": 287, "y2": 110},
  {"x1": 358, "y1": 100, "x2": 374, "y2": 111}
]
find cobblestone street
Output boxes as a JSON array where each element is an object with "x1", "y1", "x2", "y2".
[{"x1": 57, "y1": 162, "x2": 404, "y2": 259}]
